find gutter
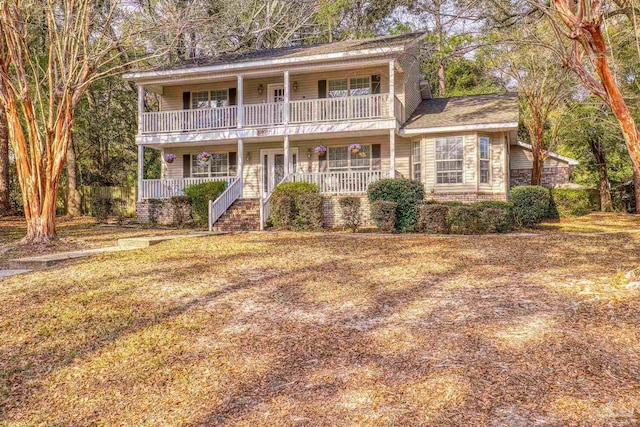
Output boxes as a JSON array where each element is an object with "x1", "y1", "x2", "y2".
[{"x1": 399, "y1": 122, "x2": 519, "y2": 135}]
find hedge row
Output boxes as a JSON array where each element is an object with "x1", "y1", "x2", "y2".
[
  {"x1": 416, "y1": 202, "x2": 515, "y2": 235},
  {"x1": 510, "y1": 186, "x2": 593, "y2": 225},
  {"x1": 269, "y1": 182, "x2": 323, "y2": 230}
]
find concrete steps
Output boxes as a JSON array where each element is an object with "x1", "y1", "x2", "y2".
[{"x1": 213, "y1": 198, "x2": 261, "y2": 232}]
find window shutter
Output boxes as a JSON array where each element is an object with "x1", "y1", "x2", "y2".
[
  {"x1": 183, "y1": 92, "x2": 191, "y2": 109},
  {"x1": 228, "y1": 152, "x2": 237, "y2": 175},
  {"x1": 371, "y1": 75, "x2": 381, "y2": 94},
  {"x1": 183, "y1": 154, "x2": 191, "y2": 178},
  {"x1": 372, "y1": 144, "x2": 381, "y2": 170},
  {"x1": 318, "y1": 80, "x2": 327, "y2": 98},
  {"x1": 228, "y1": 88, "x2": 237, "y2": 105}
]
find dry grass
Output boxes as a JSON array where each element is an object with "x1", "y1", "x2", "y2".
[
  {"x1": 0, "y1": 216, "x2": 184, "y2": 268},
  {"x1": 537, "y1": 212, "x2": 640, "y2": 234},
  {"x1": 1, "y1": 215, "x2": 640, "y2": 425}
]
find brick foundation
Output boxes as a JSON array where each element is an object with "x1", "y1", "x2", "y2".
[
  {"x1": 322, "y1": 195, "x2": 371, "y2": 229},
  {"x1": 136, "y1": 200, "x2": 192, "y2": 225},
  {"x1": 510, "y1": 167, "x2": 572, "y2": 188}
]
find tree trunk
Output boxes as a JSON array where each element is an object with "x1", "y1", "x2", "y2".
[
  {"x1": 0, "y1": 108, "x2": 10, "y2": 215},
  {"x1": 66, "y1": 136, "x2": 82, "y2": 216},
  {"x1": 588, "y1": 137, "x2": 613, "y2": 212}
]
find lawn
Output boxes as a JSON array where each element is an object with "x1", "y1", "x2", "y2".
[{"x1": 1, "y1": 214, "x2": 640, "y2": 425}]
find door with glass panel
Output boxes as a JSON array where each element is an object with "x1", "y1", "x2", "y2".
[
  {"x1": 261, "y1": 148, "x2": 298, "y2": 196},
  {"x1": 268, "y1": 84, "x2": 285, "y2": 124}
]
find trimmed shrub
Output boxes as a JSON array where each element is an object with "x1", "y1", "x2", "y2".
[
  {"x1": 416, "y1": 204, "x2": 450, "y2": 234},
  {"x1": 170, "y1": 196, "x2": 191, "y2": 228},
  {"x1": 183, "y1": 181, "x2": 227, "y2": 226},
  {"x1": 550, "y1": 189, "x2": 592, "y2": 218},
  {"x1": 367, "y1": 179, "x2": 424, "y2": 232},
  {"x1": 339, "y1": 197, "x2": 362, "y2": 231},
  {"x1": 269, "y1": 182, "x2": 322, "y2": 229},
  {"x1": 371, "y1": 200, "x2": 396, "y2": 232},
  {"x1": 481, "y1": 208, "x2": 513, "y2": 233},
  {"x1": 509, "y1": 186, "x2": 551, "y2": 226},
  {"x1": 447, "y1": 205, "x2": 488, "y2": 234},
  {"x1": 296, "y1": 192, "x2": 323, "y2": 230},
  {"x1": 147, "y1": 198, "x2": 163, "y2": 226}
]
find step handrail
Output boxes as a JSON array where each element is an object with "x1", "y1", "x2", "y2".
[
  {"x1": 259, "y1": 174, "x2": 291, "y2": 230},
  {"x1": 208, "y1": 177, "x2": 243, "y2": 231}
]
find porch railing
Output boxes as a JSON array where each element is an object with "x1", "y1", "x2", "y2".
[
  {"x1": 141, "y1": 177, "x2": 233, "y2": 199},
  {"x1": 290, "y1": 170, "x2": 387, "y2": 194},
  {"x1": 140, "y1": 106, "x2": 237, "y2": 134},
  {"x1": 208, "y1": 177, "x2": 243, "y2": 231},
  {"x1": 289, "y1": 94, "x2": 390, "y2": 124},
  {"x1": 244, "y1": 102, "x2": 284, "y2": 127},
  {"x1": 260, "y1": 174, "x2": 291, "y2": 230}
]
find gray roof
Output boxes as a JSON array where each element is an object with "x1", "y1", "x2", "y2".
[
  {"x1": 156, "y1": 32, "x2": 425, "y2": 72},
  {"x1": 404, "y1": 93, "x2": 519, "y2": 130}
]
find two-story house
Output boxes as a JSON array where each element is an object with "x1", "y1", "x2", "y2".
[{"x1": 124, "y1": 32, "x2": 576, "y2": 230}]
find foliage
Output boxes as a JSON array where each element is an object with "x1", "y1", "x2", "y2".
[
  {"x1": 367, "y1": 179, "x2": 424, "y2": 232},
  {"x1": 112, "y1": 198, "x2": 127, "y2": 225},
  {"x1": 183, "y1": 181, "x2": 227, "y2": 226},
  {"x1": 509, "y1": 186, "x2": 552, "y2": 226},
  {"x1": 270, "y1": 182, "x2": 322, "y2": 230},
  {"x1": 170, "y1": 196, "x2": 191, "y2": 228},
  {"x1": 475, "y1": 201, "x2": 515, "y2": 220},
  {"x1": 550, "y1": 189, "x2": 592, "y2": 218},
  {"x1": 370, "y1": 200, "x2": 397, "y2": 232},
  {"x1": 481, "y1": 207, "x2": 513, "y2": 233},
  {"x1": 416, "y1": 203, "x2": 450, "y2": 234},
  {"x1": 147, "y1": 199, "x2": 164, "y2": 226},
  {"x1": 338, "y1": 197, "x2": 362, "y2": 231},
  {"x1": 91, "y1": 195, "x2": 113, "y2": 224},
  {"x1": 447, "y1": 205, "x2": 488, "y2": 234}
]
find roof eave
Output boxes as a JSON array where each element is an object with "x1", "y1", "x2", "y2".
[
  {"x1": 515, "y1": 140, "x2": 579, "y2": 166},
  {"x1": 400, "y1": 121, "x2": 519, "y2": 135}
]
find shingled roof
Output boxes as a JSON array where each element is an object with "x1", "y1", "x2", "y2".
[
  {"x1": 154, "y1": 32, "x2": 425, "y2": 72},
  {"x1": 403, "y1": 93, "x2": 519, "y2": 130}
]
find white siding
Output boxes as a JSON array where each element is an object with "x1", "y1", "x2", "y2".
[
  {"x1": 510, "y1": 145, "x2": 567, "y2": 169},
  {"x1": 398, "y1": 44, "x2": 423, "y2": 122}
]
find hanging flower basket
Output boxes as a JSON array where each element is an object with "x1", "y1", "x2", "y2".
[
  {"x1": 314, "y1": 145, "x2": 327, "y2": 157},
  {"x1": 197, "y1": 151, "x2": 211, "y2": 165},
  {"x1": 165, "y1": 154, "x2": 177, "y2": 164},
  {"x1": 348, "y1": 143, "x2": 362, "y2": 155}
]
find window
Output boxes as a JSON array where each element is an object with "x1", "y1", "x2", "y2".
[
  {"x1": 191, "y1": 90, "x2": 228, "y2": 109},
  {"x1": 479, "y1": 136, "x2": 490, "y2": 184},
  {"x1": 436, "y1": 137, "x2": 464, "y2": 184},
  {"x1": 328, "y1": 145, "x2": 372, "y2": 170},
  {"x1": 191, "y1": 153, "x2": 230, "y2": 177},
  {"x1": 412, "y1": 141, "x2": 421, "y2": 181},
  {"x1": 327, "y1": 77, "x2": 371, "y2": 98}
]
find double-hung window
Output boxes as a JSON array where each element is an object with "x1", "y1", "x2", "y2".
[
  {"x1": 191, "y1": 90, "x2": 228, "y2": 109},
  {"x1": 328, "y1": 80, "x2": 348, "y2": 98},
  {"x1": 412, "y1": 141, "x2": 422, "y2": 181},
  {"x1": 328, "y1": 145, "x2": 371, "y2": 170},
  {"x1": 327, "y1": 77, "x2": 371, "y2": 98},
  {"x1": 479, "y1": 136, "x2": 490, "y2": 184},
  {"x1": 191, "y1": 153, "x2": 230, "y2": 177},
  {"x1": 436, "y1": 137, "x2": 464, "y2": 184}
]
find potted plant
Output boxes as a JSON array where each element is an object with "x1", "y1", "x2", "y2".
[
  {"x1": 197, "y1": 151, "x2": 211, "y2": 164},
  {"x1": 349, "y1": 143, "x2": 362, "y2": 155},
  {"x1": 314, "y1": 145, "x2": 327, "y2": 157},
  {"x1": 165, "y1": 154, "x2": 177, "y2": 164}
]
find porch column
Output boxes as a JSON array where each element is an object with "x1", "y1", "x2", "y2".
[
  {"x1": 283, "y1": 70, "x2": 290, "y2": 125},
  {"x1": 237, "y1": 138, "x2": 244, "y2": 185},
  {"x1": 284, "y1": 135, "x2": 290, "y2": 176},
  {"x1": 137, "y1": 84, "x2": 144, "y2": 134},
  {"x1": 137, "y1": 144, "x2": 144, "y2": 201},
  {"x1": 237, "y1": 75, "x2": 244, "y2": 128},
  {"x1": 388, "y1": 60, "x2": 395, "y2": 120},
  {"x1": 389, "y1": 130, "x2": 395, "y2": 178}
]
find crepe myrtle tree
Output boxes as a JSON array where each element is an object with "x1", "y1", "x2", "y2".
[{"x1": 0, "y1": 0, "x2": 195, "y2": 242}]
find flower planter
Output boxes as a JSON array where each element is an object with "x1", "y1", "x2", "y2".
[
  {"x1": 351, "y1": 149, "x2": 360, "y2": 155},
  {"x1": 166, "y1": 158, "x2": 175, "y2": 164}
]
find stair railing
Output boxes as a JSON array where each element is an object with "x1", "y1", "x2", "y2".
[
  {"x1": 208, "y1": 177, "x2": 243, "y2": 231},
  {"x1": 259, "y1": 174, "x2": 291, "y2": 230}
]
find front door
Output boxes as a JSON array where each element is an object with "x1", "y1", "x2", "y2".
[
  {"x1": 261, "y1": 148, "x2": 298, "y2": 196},
  {"x1": 268, "y1": 84, "x2": 285, "y2": 103}
]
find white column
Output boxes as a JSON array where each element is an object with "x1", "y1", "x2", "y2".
[
  {"x1": 137, "y1": 145, "x2": 144, "y2": 201},
  {"x1": 237, "y1": 75, "x2": 244, "y2": 128},
  {"x1": 284, "y1": 135, "x2": 290, "y2": 176},
  {"x1": 283, "y1": 70, "x2": 290, "y2": 125},
  {"x1": 389, "y1": 130, "x2": 396, "y2": 178},
  {"x1": 237, "y1": 138, "x2": 244, "y2": 185},
  {"x1": 137, "y1": 85, "x2": 144, "y2": 134},
  {"x1": 388, "y1": 60, "x2": 395, "y2": 120}
]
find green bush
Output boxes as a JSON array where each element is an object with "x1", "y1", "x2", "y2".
[
  {"x1": 481, "y1": 208, "x2": 513, "y2": 233},
  {"x1": 371, "y1": 200, "x2": 397, "y2": 232},
  {"x1": 550, "y1": 189, "x2": 592, "y2": 218},
  {"x1": 367, "y1": 179, "x2": 424, "y2": 232},
  {"x1": 416, "y1": 204, "x2": 450, "y2": 234},
  {"x1": 269, "y1": 182, "x2": 322, "y2": 230},
  {"x1": 147, "y1": 199, "x2": 163, "y2": 226},
  {"x1": 91, "y1": 195, "x2": 113, "y2": 223},
  {"x1": 509, "y1": 186, "x2": 551, "y2": 226},
  {"x1": 183, "y1": 181, "x2": 227, "y2": 226},
  {"x1": 170, "y1": 196, "x2": 191, "y2": 228},
  {"x1": 339, "y1": 196, "x2": 362, "y2": 231},
  {"x1": 447, "y1": 205, "x2": 488, "y2": 234}
]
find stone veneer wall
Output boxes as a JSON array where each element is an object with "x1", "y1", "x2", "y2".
[
  {"x1": 510, "y1": 167, "x2": 573, "y2": 188},
  {"x1": 136, "y1": 200, "x2": 192, "y2": 225}
]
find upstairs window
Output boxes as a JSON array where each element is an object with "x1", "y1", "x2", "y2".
[
  {"x1": 479, "y1": 136, "x2": 490, "y2": 184},
  {"x1": 328, "y1": 79, "x2": 348, "y2": 98},
  {"x1": 191, "y1": 90, "x2": 228, "y2": 109},
  {"x1": 436, "y1": 137, "x2": 464, "y2": 184},
  {"x1": 327, "y1": 77, "x2": 371, "y2": 98}
]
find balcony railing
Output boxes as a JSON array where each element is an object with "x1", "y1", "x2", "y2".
[
  {"x1": 141, "y1": 176, "x2": 234, "y2": 199},
  {"x1": 140, "y1": 94, "x2": 392, "y2": 134},
  {"x1": 290, "y1": 170, "x2": 388, "y2": 194}
]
